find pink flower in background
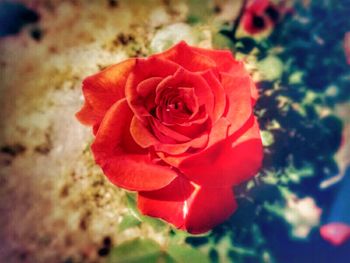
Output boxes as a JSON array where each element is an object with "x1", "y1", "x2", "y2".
[
  {"x1": 320, "y1": 223, "x2": 350, "y2": 246},
  {"x1": 241, "y1": 0, "x2": 292, "y2": 35},
  {"x1": 344, "y1": 32, "x2": 350, "y2": 65},
  {"x1": 242, "y1": 0, "x2": 281, "y2": 34}
]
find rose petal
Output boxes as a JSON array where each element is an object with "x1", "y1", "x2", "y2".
[
  {"x1": 76, "y1": 101, "x2": 103, "y2": 134},
  {"x1": 221, "y1": 73, "x2": 254, "y2": 135},
  {"x1": 76, "y1": 59, "x2": 136, "y2": 131},
  {"x1": 137, "y1": 77, "x2": 163, "y2": 97},
  {"x1": 157, "y1": 41, "x2": 217, "y2": 72},
  {"x1": 130, "y1": 116, "x2": 161, "y2": 147},
  {"x1": 200, "y1": 70, "x2": 226, "y2": 122},
  {"x1": 92, "y1": 99, "x2": 178, "y2": 191},
  {"x1": 163, "y1": 111, "x2": 209, "y2": 140},
  {"x1": 138, "y1": 176, "x2": 195, "y2": 228},
  {"x1": 155, "y1": 86, "x2": 198, "y2": 124},
  {"x1": 192, "y1": 48, "x2": 258, "y2": 103},
  {"x1": 191, "y1": 47, "x2": 246, "y2": 76},
  {"x1": 183, "y1": 186, "x2": 237, "y2": 234},
  {"x1": 130, "y1": 116, "x2": 209, "y2": 155},
  {"x1": 249, "y1": 76, "x2": 259, "y2": 104},
  {"x1": 155, "y1": 133, "x2": 208, "y2": 155},
  {"x1": 134, "y1": 77, "x2": 164, "y2": 117},
  {"x1": 158, "y1": 117, "x2": 229, "y2": 167},
  {"x1": 155, "y1": 67, "x2": 214, "y2": 120},
  {"x1": 178, "y1": 117, "x2": 263, "y2": 187},
  {"x1": 126, "y1": 57, "x2": 179, "y2": 119},
  {"x1": 138, "y1": 177, "x2": 237, "y2": 234},
  {"x1": 130, "y1": 116, "x2": 191, "y2": 146},
  {"x1": 151, "y1": 118, "x2": 192, "y2": 142},
  {"x1": 191, "y1": 48, "x2": 258, "y2": 103}
]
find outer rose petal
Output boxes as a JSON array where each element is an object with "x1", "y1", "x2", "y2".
[
  {"x1": 156, "y1": 41, "x2": 217, "y2": 72},
  {"x1": 178, "y1": 117, "x2": 263, "y2": 187},
  {"x1": 92, "y1": 99, "x2": 178, "y2": 191},
  {"x1": 138, "y1": 176, "x2": 195, "y2": 228},
  {"x1": 76, "y1": 101, "x2": 103, "y2": 133},
  {"x1": 138, "y1": 176, "x2": 237, "y2": 234},
  {"x1": 192, "y1": 47, "x2": 258, "y2": 103},
  {"x1": 191, "y1": 46, "x2": 246, "y2": 76},
  {"x1": 250, "y1": 76, "x2": 259, "y2": 104},
  {"x1": 221, "y1": 73, "x2": 254, "y2": 135},
  {"x1": 183, "y1": 186, "x2": 237, "y2": 234},
  {"x1": 76, "y1": 59, "x2": 135, "y2": 132},
  {"x1": 200, "y1": 70, "x2": 226, "y2": 122}
]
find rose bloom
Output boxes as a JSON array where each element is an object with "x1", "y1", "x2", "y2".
[
  {"x1": 76, "y1": 41, "x2": 263, "y2": 234},
  {"x1": 242, "y1": 0, "x2": 281, "y2": 35}
]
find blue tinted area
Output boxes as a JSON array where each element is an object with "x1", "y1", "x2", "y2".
[
  {"x1": 255, "y1": 167, "x2": 350, "y2": 262},
  {"x1": 328, "y1": 167, "x2": 350, "y2": 225},
  {"x1": 0, "y1": 2, "x2": 39, "y2": 37}
]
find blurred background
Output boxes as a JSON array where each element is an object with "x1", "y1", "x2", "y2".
[{"x1": 0, "y1": 0, "x2": 349, "y2": 262}]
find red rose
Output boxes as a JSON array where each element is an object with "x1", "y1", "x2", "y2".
[
  {"x1": 242, "y1": 0, "x2": 281, "y2": 35},
  {"x1": 76, "y1": 41, "x2": 263, "y2": 234}
]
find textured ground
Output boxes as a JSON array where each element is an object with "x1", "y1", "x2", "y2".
[
  {"x1": 0, "y1": 1, "x2": 188, "y2": 262},
  {"x1": 0, "y1": 1, "x2": 245, "y2": 262}
]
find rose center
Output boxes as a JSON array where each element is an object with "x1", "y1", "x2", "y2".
[{"x1": 168, "y1": 101, "x2": 182, "y2": 110}]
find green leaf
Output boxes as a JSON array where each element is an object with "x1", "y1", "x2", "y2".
[
  {"x1": 125, "y1": 192, "x2": 142, "y2": 220},
  {"x1": 257, "y1": 56, "x2": 284, "y2": 81},
  {"x1": 118, "y1": 214, "x2": 141, "y2": 232},
  {"x1": 142, "y1": 216, "x2": 167, "y2": 231},
  {"x1": 212, "y1": 33, "x2": 234, "y2": 50},
  {"x1": 169, "y1": 227, "x2": 209, "y2": 244},
  {"x1": 167, "y1": 244, "x2": 210, "y2": 263},
  {"x1": 187, "y1": 0, "x2": 212, "y2": 23},
  {"x1": 289, "y1": 71, "x2": 304, "y2": 84},
  {"x1": 124, "y1": 192, "x2": 167, "y2": 231},
  {"x1": 162, "y1": 253, "x2": 177, "y2": 263},
  {"x1": 235, "y1": 37, "x2": 257, "y2": 54},
  {"x1": 107, "y1": 239, "x2": 166, "y2": 263},
  {"x1": 261, "y1": 130, "x2": 275, "y2": 147}
]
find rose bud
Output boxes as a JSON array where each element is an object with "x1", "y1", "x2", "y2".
[{"x1": 76, "y1": 41, "x2": 263, "y2": 234}]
